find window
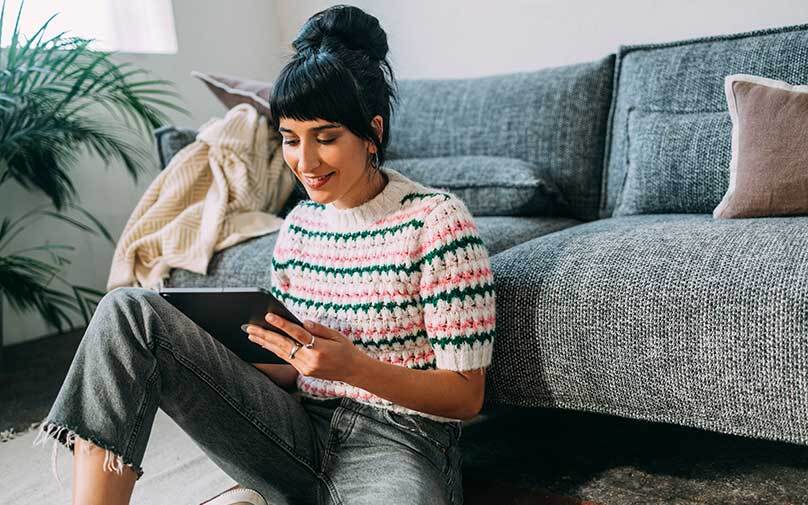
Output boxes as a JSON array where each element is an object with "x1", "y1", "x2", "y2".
[{"x1": 1, "y1": 0, "x2": 178, "y2": 54}]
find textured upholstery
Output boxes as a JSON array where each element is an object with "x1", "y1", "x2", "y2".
[
  {"x1": 603, "y1": 23, "x2": 808, "y2": 218},
  {"x1": 486, "y1": 213, "x2": 808, "y2": 445},
  {"x1": 384, "y1": 156, "x2": 566, "y2": 216},
  {"x1": 388, "y1": 56, "x2": 615, "y2": 221}
]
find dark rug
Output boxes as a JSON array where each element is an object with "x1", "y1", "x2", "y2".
[{"x1": 2, "y1": 328, "x2": 807, "y2": 505}]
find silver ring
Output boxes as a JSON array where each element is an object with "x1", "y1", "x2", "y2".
[
  {"x1": 305, "y1": 335, "x2": 315, "y2": 349},
  {"x1": 288, "y1": 342, "x2": 302, "y2": 360}
]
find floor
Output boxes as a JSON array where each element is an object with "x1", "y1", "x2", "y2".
[{"x1": 2, "y1": 328, "x2": 808, "y2": 505}]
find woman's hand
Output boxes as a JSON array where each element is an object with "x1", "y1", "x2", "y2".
[{"x1": 244, "y1": 313, "x2": 369, "y2": 384}]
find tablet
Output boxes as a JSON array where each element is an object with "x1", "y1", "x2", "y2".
[{"x1": 158, "y1": 287, "x2": 305, "y2": 364}]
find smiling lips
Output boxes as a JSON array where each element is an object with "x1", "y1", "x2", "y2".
[{"x1": 303, "y1": 172, "x2": 335, "y2": 189}]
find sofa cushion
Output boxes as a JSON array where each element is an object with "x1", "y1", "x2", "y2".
[
  {"x1": 617, "y1": 109, "x2": 732, "y2": 215},
  {"x1": 166, "y1": 215, "x2": 581, "y2": 289},
  {"x1": 191, "y1": 70, "x2": 273, "y2": 117},
  {"x1": 387, "y1": 55, "x2": 615, "y2": 222},
  {"x1": 384, "y1": 156, "x2": 566, "y2": 216},
  {"x1": 714, "y1": 74, "x2": 808, "y2": 218},
  {"x1": 604, "y1": 23, "x2": 808, "y2": 218},
  {"x1": 486, "y1": 213, "x2": 808, "y2": 445}
]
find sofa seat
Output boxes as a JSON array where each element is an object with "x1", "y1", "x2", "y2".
[
  {"x1": 167, "y1": 214, "x2": 580, "y2": 288},
  {"x1": 486, "y1": 213, "x2": 808, "y2": 445}
]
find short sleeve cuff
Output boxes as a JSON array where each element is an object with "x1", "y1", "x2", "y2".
[{"x1": 433, "y1": 340, "x2": 493, "y2": 371}]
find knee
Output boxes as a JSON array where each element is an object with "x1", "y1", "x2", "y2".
[
  {"x1": 91, "y1": 287, "x2": 163, "y2": 346},
  {"x1": 94, "y1": 287, "x2": 163, "y2": 330},
  {"x1": 101, "y1": 287, "x2": 160, "y2": 309}
]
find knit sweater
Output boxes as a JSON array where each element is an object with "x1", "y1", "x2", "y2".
[{"x1": 270, "y1": 166, "x2": 496, "y2": 422}]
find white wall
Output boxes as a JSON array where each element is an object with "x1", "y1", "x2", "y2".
[
  {"x1": 279, "y1": 0, "x2": 808, "y2": 78},
  {"x1": 4, "y1": 0, "x2": 808, "y2": 346}
]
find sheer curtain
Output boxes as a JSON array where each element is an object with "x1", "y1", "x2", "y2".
[{"x1": 1, "y1": 0, "x2": 177, "y2": 54}]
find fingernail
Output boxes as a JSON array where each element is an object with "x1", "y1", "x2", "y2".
[
  {"x1": 241, "y1": 324, "x2": 249, "y2": 333},
  {"x1": 266, "y1": 313, "x2": 276, "y2": 322}
]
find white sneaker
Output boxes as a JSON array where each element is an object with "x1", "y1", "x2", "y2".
[{"x1": 200, "y1": 485, "x2": 268, "y2": 505}]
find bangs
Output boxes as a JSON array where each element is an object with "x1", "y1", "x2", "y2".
[{"x1": 268, "y1": 55, "x2": 369, "y2": 133}]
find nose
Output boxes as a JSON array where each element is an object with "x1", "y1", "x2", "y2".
[{"x1": 297, "y1": 139, "x2": 320, "y2": 173}]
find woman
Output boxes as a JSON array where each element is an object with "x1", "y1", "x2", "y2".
[{"x1": 33, "y1": 5, "x2": 496, "y2": 505}]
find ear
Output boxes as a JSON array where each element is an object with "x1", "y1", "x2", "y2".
[{"x1": 370, "y1": 115, "x2": 384, "y2": 146}]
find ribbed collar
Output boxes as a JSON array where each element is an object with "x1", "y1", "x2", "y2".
[{"x1": 321, "y1": 166, "x2": 419, "y2": 229}]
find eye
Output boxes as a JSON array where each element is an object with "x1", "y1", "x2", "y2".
[{"x1": 282, "y1": 138, "x2": 335, "y2": 145}]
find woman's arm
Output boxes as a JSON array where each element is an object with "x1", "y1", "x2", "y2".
[
  {"x1": 246, "y1": 317, "x2": 486, "y2": 421},
  {"x1": 251, "y1": 363, "x2": 299, "y2": 391},
  {"x1": 345, "y1": 354, "x2": 486, "y2": 420}
]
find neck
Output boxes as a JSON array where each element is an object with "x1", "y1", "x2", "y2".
[
  {"x1": 333, "y1": 169, "x2": 388, "y2": 209},
  {"x1": 320, "y1": 167, "x2": 420, "y2": 230}
]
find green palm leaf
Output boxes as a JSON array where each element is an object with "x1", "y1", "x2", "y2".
[{"x1": 0, "y1": 0, "x2": 190, "y2": 346}]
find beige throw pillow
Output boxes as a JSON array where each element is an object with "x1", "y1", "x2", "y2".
[
  {"x1": 713, "y1": 74, "x2": 808, "y2": 219},
  {"x1": 191, "y1": 70, "x2": 273, "y2": 118}
]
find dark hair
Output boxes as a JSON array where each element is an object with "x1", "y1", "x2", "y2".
[{"x1": 269, "y1": 4, "x2": 398, "y2": 171}]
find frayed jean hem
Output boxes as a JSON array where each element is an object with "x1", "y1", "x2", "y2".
[{"x1": 32, "y1": 419, "x2": 144, "y2": 485}]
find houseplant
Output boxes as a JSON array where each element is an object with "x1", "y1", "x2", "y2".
[{"x1": 0, "y1": 0, "x2": 189, "y2": 364}]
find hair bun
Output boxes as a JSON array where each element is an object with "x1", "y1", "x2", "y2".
[{"x1": 292, "y1": 4, "x2": 388, "y2": 62}]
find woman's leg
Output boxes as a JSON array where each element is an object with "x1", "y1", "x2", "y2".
[
  {"x1": 32, "y1": 286, "x2": 335, "y2": 505},
  {"x1": 319, "y1": 399, "x2": 464, "y2": 505},
  {"x1": 72, "y1": 437, "x2": 137, "y2": 505}
]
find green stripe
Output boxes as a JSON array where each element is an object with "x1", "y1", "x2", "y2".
[
  {"x1": 288, "y1": 218, "x2": 424, "y2": 240},
  {"x1": 271, "y1": 234, "x2": 486, "y2": 276},
  {"x1": 421, "y1": 283, "x2": 495, "y2": 307},
  {"x1": 400, "y1": 192, "x2": 451, "y2": 205},
  {"x1": 431, "y1": 330, "x2": 495, "y2": 349},
  {"x1": 300, "y1": 200, "x2": 324, "y2": 209},
  {"x1": 420, "y1": 235, "x2": 485, "y2": 265},
  {"x1": 271, "y1": 285, "x2": 422, "y2": 312},
  {"x1": 272, "y1": 256, "x2": 420, "y2": 276},
  {"x1": 354, "y1": 330, "x2": 429, "y2": 349},
  {"x1": 300, "y1": 192, "x2": 448, "y2": 210}
]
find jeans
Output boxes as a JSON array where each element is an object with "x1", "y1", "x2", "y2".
[{"x1": 32, "y1": 287, "x2": 465, "y2": 505}]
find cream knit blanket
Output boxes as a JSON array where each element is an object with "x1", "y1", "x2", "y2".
[{"x1": 106, "y1": 103, "x2": 295, "y2": 292}]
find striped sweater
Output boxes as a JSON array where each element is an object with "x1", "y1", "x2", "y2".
[{"x1": 270, "y1": 166, "x2": 496, "y2": 422}]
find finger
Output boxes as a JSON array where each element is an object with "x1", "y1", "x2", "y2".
[
  {"x1": 245, "y1": 324, "x2": 303, "y2": 361},
  {"x1": 301, "y1": 320, "x2": 342, "y2": 341},
  {"x1": 265, "y1": 313, "x2": 310, "y2": 345}
]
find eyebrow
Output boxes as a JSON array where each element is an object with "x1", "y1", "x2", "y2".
[{"x1": 278, "y1": 123, "x2": 341, "y2": 134}]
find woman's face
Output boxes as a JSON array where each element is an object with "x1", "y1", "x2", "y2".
[{"x1": 278, "y1": 116, "x2": 383, "y2": 209}]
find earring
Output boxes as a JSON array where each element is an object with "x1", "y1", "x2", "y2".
[{"x1": 370, "y1": 150, "x2": 380, "y2": 169}]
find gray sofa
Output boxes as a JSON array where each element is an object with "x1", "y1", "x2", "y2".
[{"x1": 155, "y1": 23, "x2": 808, "y2": 446}]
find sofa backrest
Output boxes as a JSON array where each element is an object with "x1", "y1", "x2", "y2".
[
  {"x1": 387, "y1": 55, "x2": 615, "y2": 222},
  {"x1": 602, "y1": 23, "x2": 808, "y2": 219}
]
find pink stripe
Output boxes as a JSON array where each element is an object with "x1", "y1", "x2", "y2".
[
  {"x1": 278, "y1": 220, "x2": 480, "y2": 266},
  {"x1": 420, "y1": 267, "x2": 493, "y2": 297},
  {"x1": 274, "y1": 280, "x2": 420, "y2": 305},
  {"x1": 280, "y1": 265, "x2": 491, "y2": 303},
  {"x1": 424, "y1": 314, "x2": 496, "y2": 334},
  {"x1": 273, "y1": 246, "x2": 418, "y2": 266},
  {"x1": 416, "y1": 220, "x2": 479, "y2": 255},
  {"x1": 292, "y1": 200, "x2": 433, "y2": 231},
  {"x1": 371, "y1": 199, "x2": 437, "y2": 226},
  {"x1": 382, "y1": 349, "x2": 435, "y2": 367}
]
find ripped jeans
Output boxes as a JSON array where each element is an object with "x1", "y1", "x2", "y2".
[{"x1": 32, "y1": 287, "x2": 464, "y2": 505}]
